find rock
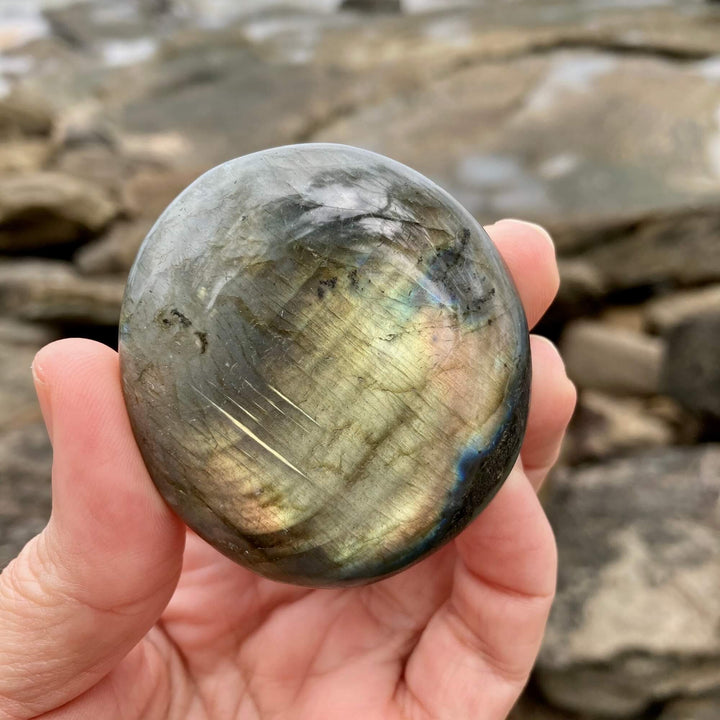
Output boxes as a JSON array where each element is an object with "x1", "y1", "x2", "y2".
[
  {"x1": 537, "y1": 445, "x2": 720, "y2": 717},
  {"x1": 645, "y1": 284, "x2": 720, "y2": 333},
  {"x1": 572, "y1": 210, "x2": 720, "y2": 291},
  {"x1": 340, "y1": 0, "x2": 401, "y2": 11},
  {"x1": 509, "y1": 692, "x2": 579, "y2": 720},
  {"x1": 0, "y1": 319, "x2": 58, "y2": 347},
  {"x1": 0, "y1": 173, "x2": 117, "y2": 251},
  {"x1": 75, "y1": 166, "x2": 200, "y2": 275},
  {"x1": 0, "y1": 324, "x2": 55, "y2": 570},
  {"x1": 598, "y1": 306, "x2": 646, "y2": 334},
  {"x1": 0, "y1": 260, "x2": 125, "y2": 326},
  {"x1": 0, "y1": 140, "x2": 53, "y2": 174},
  {"x1": 311, "y1": 43, "x2": 720, "y2": 227},
  {"x1": 557, "y1": 259, "x2": 606, "y2": 308},
  {"x1": 120, "y1": 144, "x2": 531, "y2": 586},
  {"x1": 0, "y1": 92, "x2": 54, "y2": 139},
  {"x1": 661, "y1": 313, "x2": 720, "y2": 420},
  {"x1": 52, "y1": 145, "x2": 130, "y2": 201},
  {"x1": 44, "y1": 2, "x2": 157, "y2": 54},
  {"x1": 659, "y1": 694, "x2": 720, "y2": 720},
  {"x1": 119, "y1": 34, "x2": 376, "y2": 169},
  {"x1": 644, "y1": 395, "x2": 704, "y2": 445},
  {"x1": 564, "y1": 391, "x2": 674, "y2": 465},
  {"x1": 0, "y1": 335, "x2": 44, "y2": 433},
  {"x1": 537, "y1": 259, "x2": 607, "y2": 338},
  {"x1": 0, "y1": 424, "x2": 52, "y2": 570},
  {"x1": 75, "y1": 219, "x2": 152, "y2": 275},
  {"x1": 118, "y1": 132, "x2": 193, "y2": 169},
  {"x1": 560, "y1": 320, "x2": 664, "y2": 396},
  {"x1": 121, "y1": 167, "x2": 199, "y2": 220}
]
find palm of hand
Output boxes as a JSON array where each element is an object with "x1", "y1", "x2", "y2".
[
  {"x1": 134, "y1": 482, "x2": 550, "y2": 720},
  {"x1": 0, "y1": 220, "x2": 574, "y2": 720}
]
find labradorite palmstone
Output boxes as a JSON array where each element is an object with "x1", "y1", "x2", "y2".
[{"x1": 119, "y1": 143, "x2": 530, "y2": 587}]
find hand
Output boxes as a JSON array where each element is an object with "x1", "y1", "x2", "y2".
[{"x1": 0, "y1": 219, "x2": 576, "y2": 720}]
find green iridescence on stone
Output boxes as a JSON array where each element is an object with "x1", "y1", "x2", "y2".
[{"x1": 119, "y1": 144, "x2": 530, "y2": 587}]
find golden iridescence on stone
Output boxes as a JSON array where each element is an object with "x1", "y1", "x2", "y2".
[{"x1": 119, "y1": 144, "x2": 530, "y2": 587}]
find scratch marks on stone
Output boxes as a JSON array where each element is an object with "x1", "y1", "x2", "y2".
[
  {"x1": 267, "y1": 384, "x2": 320, "y2": 426},
  {"x1": 241, "y1": 377, "x2": 309, "y2": 433},
  {"x1": 191, "y1": 384, "x2": 309, "y2": 479},
  {"x1": 207, "y1": 380, "x2": 261, "y2": 423}
]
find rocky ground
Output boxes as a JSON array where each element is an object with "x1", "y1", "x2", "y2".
[{"x1": 1, "y1": 1, "x2": 719, "y2": 718}]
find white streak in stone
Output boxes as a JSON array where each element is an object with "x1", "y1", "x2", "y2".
[
  {"x1": 192, "y1": 385, "x2": 308, "y2": 479},
  {"x1": 267, "y1": 384, "x2": 320, "y2": 426},
  {"x1": 242, "y1": 378, "x2": 308, "y2": 432},
  {"x1": 207, "y1": 380, "x2": 261, "y2": 423}
]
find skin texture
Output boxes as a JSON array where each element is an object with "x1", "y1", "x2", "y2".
[{"x1": 0, "y1": 219, "x2": 576, "y2": 720}]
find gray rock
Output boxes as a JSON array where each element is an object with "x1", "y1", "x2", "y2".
[
  {"x1": 571, "y1": 209, "x2": 720, "y2": 290},
  {"x1": 563, "y1": 390, "x2": 674, "y2": 465},
  {"x1": 659, "y1": 694, "x2": 720, "y2": 720},
  {"x1": 311, "y1": 44, "x2": 720, "y2": 228},
  {"x1": 539, "y1": 259, "x2": 607, "y2": 336},
  {"x1": 661, "y1": 312, "x2": 720, "y2": 420},
  {"x1": 0, "y1": 424, "x2": 52, "y2": 570},
  {"x1": 118, "y1": 33, "x2": 380, "y2": 169},
  {"x1": 560, "y1": 320, "x2": 664, "y2": 396},
  {"x1": 51, "y1": 145, "x2": 130, "y2": 202},
  {"x1": 537, "y1": 446, "x2": 720, "y2": 717},
  {"x1": 20, "y1": 0, "x2": 720, "y2": 239},
  {"x1": 645, "y1": 285, "x2": 720, "y2": 333},
  {"x1": 75, "y1": 220, "x2": 152, "y2": 275},
  {"x1": 120, "y1": 143, "x2": 531, "y2": 586},
  {"x1": 0, "y1": 327, "x2": 55, "y2": 571},
  {"x1": 75, "y1": 167, "x2": 199, "y2": 275},
  {"x1": 0, "y1": 337, "x2": 45, "y2": 433},
  {"x1": 340, "y1": 0, "x2": 401, "y2": 11},
  {"x1": 0, "y1": 319, "x2": 58, "y2": 347},
  {"x1": 557, "y1": 259, "x2": 606, "y2": 308},
  {"x1": 0, "y1": 173, "x2": 117, "y2": 251},
  {"x1": 0, "y1": 260, "x2": 124, "y2": 326}
]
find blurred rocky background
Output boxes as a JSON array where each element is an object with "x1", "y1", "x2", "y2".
[{"x1": 1, "y1": 0, "x2": 719, "y2": 717}]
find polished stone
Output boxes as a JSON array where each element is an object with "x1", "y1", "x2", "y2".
[{"x1": 119, "y1": 143, "x2": 530, "y2": 587}]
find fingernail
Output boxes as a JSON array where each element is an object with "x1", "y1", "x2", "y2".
[
  {"x1": 500, "y1": 218, "x2": 555, "y2": 253},
  {"x1": 32, "y1": 356, "x2": 54, "y2": 444}
]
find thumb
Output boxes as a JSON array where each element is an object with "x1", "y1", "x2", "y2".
[{"x1": 0, "y1": 339, "x2": 185, "y2": 719}]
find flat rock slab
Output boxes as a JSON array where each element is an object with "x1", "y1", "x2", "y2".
[
  {"x1": 563, "y1": 390, "x2": 675, "y2": 465},
  {"x1": 560, "y1": 320, "x2": 664, "y2": 396},
  {"x1": 0, "y1": 260, "x2": 125, "y2": 325},
  {"x1": 40, "y1": 1, "x2": 711, "y2": 235},
  {"x1": 567, "y1": 209, "x2": 720, "y2": 289},
  {"x1": 0, "y1": 173, "x2": 117, "y2": 251},
  {"x1": 537, "y1": 445, "x2": 720, "y2": 717},
  {"x1": 645, "y1": 284, "x2": 720, "y2": 333},
  {"x1": 310, "y1": 38, "x2": 720, "y2": 228}
]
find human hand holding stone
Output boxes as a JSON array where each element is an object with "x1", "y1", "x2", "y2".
[{"x1": 0, "y1": 219, "x2": 575, "y2": 720}]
